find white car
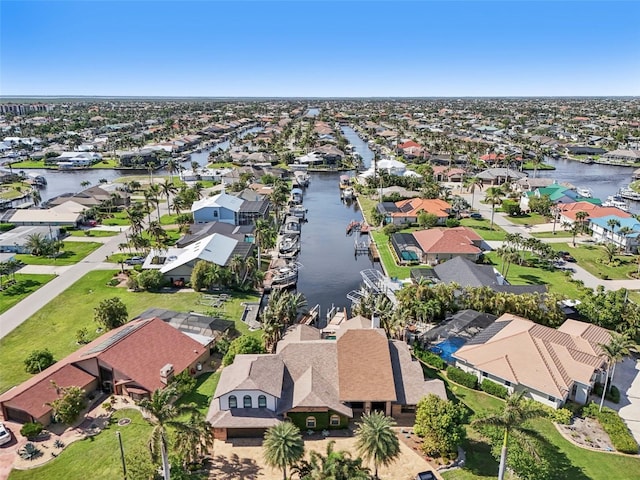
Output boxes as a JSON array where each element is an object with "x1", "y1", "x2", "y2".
[{"x1": 0, "y1": 422, "x2": 11, "y2": 446}]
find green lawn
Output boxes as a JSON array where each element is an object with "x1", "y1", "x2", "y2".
[
  {"x1": 532, "y1": 231, "x2": 575, "y2": 238},
  {"x1": 550, "y1": 244, "x2": 637, "y2": 280},
  {"x1": 503, "y1": 213, "x2": 549, "y2": 226},
  {"x1": 0, "y1": 182, "x2": 31, "y2": 199},
  {"x1": 66, "y1": 229, "x2": 119, "y2": 238},
  {"x1": 0, "y1": 274, "x2": 56, "y2": 314},
  {"x1": 0, "y1": 269, "x2": 260, "y2": 393},
  {"x1": 459, "y1": 218, "x2": 507, "y2": 241},
  {"x1": 9, "y1": 409, "x2": 152, "y2": 480},
  {"x1": 177, "y1": 370, "x2": 221, "y2": 416},
  {"x1": 370, "y1": 230, "x2": 412, "y2": 279},
  {"x1": 521, "y1": 161, "x2": 555, "y2": 171},
  {"x1": 483, "y1": 252, "x2": 584, "y2": 298},
  {"x1": 15, "y1": 242, "x2": 102, "y2": 266},
  {"x1": 159, "y1": 213, "x2": 180, "y2": 225},
  {"x1": 102, "y1": 211, "x2": 130, "y2": 226},
  {"x1": 357, "y1": 194, "x2": 379, "y2": 226}
]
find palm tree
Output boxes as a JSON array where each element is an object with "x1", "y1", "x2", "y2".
[
  {"x1": 30, "y1": 189, "x2": 41, "y2": 207},
  {"x1": 464, "y1": 176, "x2": 482, "y2": 210},
  {"x1": 263, "y1": 422, "x2": 305, "y2": 480},
  {"x1": 254, "y1": 218, "x2": 272, "y2": 267},
  {"x1": 598, "y1": 333, "x2": 635, "y2": 411},
  {"x1": 354, "y1": 411, "x2": 400, "y2": 479},
  {"x1": 166, "y1": 158, "x2": 179, "y2": 182},
  {"x1": 80, "y1": 180, "x2": 91, "y2": 190},
  {"x1": 602, "y1": 242, "x2": 618, "y2": 264},
  {"x1": 575, "y1": 210, "x2": 589, "y2": 234},
  {"x1": 173, "y1": 412, "x2": 215, "y2": 468},
  {"x1": 159, "y1": 179, "x2": 178, "y2": 214},
  {"x1": 297, "y1": 440, "x2": 370, "y2": 480},
  {"x1": 24, "y1": 232, "x2": 50, "y2": 256},
  {"x1": 485, "y1": 187, "x2": 504, "y2": 229},
  {"x1": 472, "y1": 391, "x2": 547, "y2": 480},
  {"x1": 607, "y1": 218, "x2": 621, "y2": 242},
  {"x1": 138, "y1": 387, "x2": 199, "y2": 480}
]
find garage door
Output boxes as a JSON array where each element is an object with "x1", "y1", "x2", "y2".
[
  {"x1": 5, "y1": 407, "x2": 32, "y2": 423},
  {"x1": 227, "y1": 428, "x2": 266, "y2": 439}
]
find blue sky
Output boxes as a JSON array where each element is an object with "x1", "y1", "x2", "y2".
[{"x1": 1, "y1": 1, "x2": 638, "y2": 97}]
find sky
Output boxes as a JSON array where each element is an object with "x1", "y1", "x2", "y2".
[{"x1": 1, "y1": 0, "x2": 639, "y2": 97}]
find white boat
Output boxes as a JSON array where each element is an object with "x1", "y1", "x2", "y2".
[
  {"x1": 293, "y1": 171, "x2": 310, "y2": 187},
  {"x1": 341, "y1": 187, "x2": 355, "y2": 200},
  {"x1": 270, "y1": 263, "x2": 302, "y2": 285},
  {"x1": 288, "y1": 205, "x2": 307, "y2": 220},
  {"x1": 576, "y1": 187, "x2": 593, "y2": 198},
  {"x1": 278, "y1": 234, "x2": 300, "y2": 255},
  {"x1": 602, "y1": 194, "x2": 630, "y2": 212},
  {"x1": 619, "y1": 187, "x2": 640, "y2": 202}
]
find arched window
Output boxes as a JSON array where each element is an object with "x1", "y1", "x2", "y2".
[
  {"x1": 243, "y1": 395, "x2": 252, "y2": 408},
  {"x1": 258, "y1": 395, "x2": 267, "y2": 408},
  {"x1": 330, "y1": 415, "x2": 340, "y2": 426},
  {"x1": 228, "y1": 395, "x2": 237, "y2": 408},
  {"x1": 306, "y1": 416, "x2": 316, "y2": 428}
]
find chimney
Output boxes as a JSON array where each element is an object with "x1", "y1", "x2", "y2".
[
  {"x1": 371, "y1": 312, "x2": 380, "y2": 329},
  {"x1": 160, "y1": 364, "x2": 174, "y2": 385}
]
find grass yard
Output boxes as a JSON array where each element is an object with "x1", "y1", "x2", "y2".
[
  {"x1": 0, "y1": 274, "x2": 56, "y2": 314},
  {"x1": 370, "y1": 230, "x2": 412, "y2": 279},
  {"x1": 459, "y1": 218, "x2": 506, "y2": 241},
  {"x1": 9, "y1": 409, "x2": 152, "y2": 480},
  {"x1": 483, "y1": 252, "x2": 584, "y2": 298},
  {"x1": 503, "y1": 213, "x2": 549, "y2": 226},
  {"x1": 66, "y1": 229, "x2": 119, "y2": 238},
  {"x1": 356, "y1": 194, "x2": 379, "y2": 226},
  {"x1": 521, "y1": 161, "x2": 555, "y2": 171},
  {"x1": 550, "y1": 243, "x2": 638, "y2": 280},
  {"x1": 159, "y1": 213, "x2": 180, "y2": 225},
  {"x1": 101, "y1": 211, "x2": 130, "y2": 226},
  {"x1": 15, "y1": 241, "x2": 102, "y2": 266},
  {"x1": 0, "y1": 270, "x2": 260, "y2": 393},
  {"x1": 177, "y1": 370, "x2": 221, "y2": 416},
  {"x1": 532, "y1": 230, "x2": 575, "y2": 238}
]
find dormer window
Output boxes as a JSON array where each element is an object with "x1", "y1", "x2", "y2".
[
  {"x1": 258, "y1": 395, "x2": 267, "y2": 408},
  {"x1": 244, "y1": 395, "x2": 252, "y2": 408},
  {"x1": 228, "y1": 395, "x2": 237, "y2": 408}
]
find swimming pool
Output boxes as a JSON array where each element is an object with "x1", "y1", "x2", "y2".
[{"x1": 429, "y1": 336, "x2": 467, "y2": 363}]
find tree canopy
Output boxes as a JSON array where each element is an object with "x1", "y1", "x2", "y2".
[
  {"x1": 94, "y1": 297, "x2": 128, "y2": 330},
  {"x1": 414, "y1": 394, "x2": 467, "y2": 458}
]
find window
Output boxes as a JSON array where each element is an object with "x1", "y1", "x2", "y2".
[
  {"x1": 481, "y1": 371, "x2": 488, "y2": 377},
  {"x1": 243, "y1": 395, "x2": 252, "y2": 408},
  {"x1": 306, "y1": 416, "x2": 316, "y2": 428},
  {"x1": 228, "y1": 395, "x2": 237, "y2": 408},
  {"x1": 548, "y1": 395, "x2": 555, "y2": 402},
  {"x1": 505, "y1": 381, "x2": 511, "y2": 387},
  {"x1": 330, "y1": 415, "x2": 340, "y2": 426},
  {"x1": 213, "y1": 210, "x2": 218, "y2": 217},
  {"x1": 258, "y1": 395, "x2": 267, "y2": 408}
]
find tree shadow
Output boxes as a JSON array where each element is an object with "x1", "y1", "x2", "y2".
[
  {"x1": 2, "y1": 279, "x2": 40, "y2": 296},
  {"x1": 209, "y1": 453, "x2": 261, "y2": 480}
]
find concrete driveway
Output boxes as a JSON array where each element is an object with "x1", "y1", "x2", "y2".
[{"x1": 604, "y1": 355, "x2": 640, "y2": 445}]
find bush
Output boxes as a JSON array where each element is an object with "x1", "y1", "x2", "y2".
[
  {"x1": 171, "y1": 370, "x2": 197, "y2": 396},
  {"x1": 583, "y1": 403, "x2": 639, "y2": 454},
  {"x1": 480, "y1": 379, "x2": 508, "y2": 399},
  {"x1": 413, "y1": 345, "x2": 446, "y2": 370},
  {"x1": 593, "y1": 382, "x2": 621, "y2": 403},
  {"x1": 0, "y1": 223, "x2": 15, "y2": 232},
  {"x1": 446, "y1": 366, "x2": 478, "y2": 389},
  {"x1": 19, "y1": 443, "x2": 42, "y2": 461},
  {"x1": 75, "y1": 328, "x2": 91, "y2": 345},
  {"x1": 24, "y1": 349, "x2": 55, "y2": 374},
  {"x1": 107, "y1": 278, "x2": 120, "y2": 287},
  {"x1": 383, "y1": 223, "x2": 402, "y2": 235},
  {"x1": 20, "y1": 422, "x2": 43, "y2": 440},
  {"x1": 502, "y1": 200, "x2": 522, "y2": 216},
  {"x1": 136, "y1": 269, "x2": 164, "y2": 292},
  {"x1": 445, "y1": 218, "x2": 461, "y2": 228},
  {"x1": 551, "y1": 407, "x2": 573, "y2": 425},
  {"x1": 222, "y1": 335, "x2": 265, "y2": 366},
  {"x1": 126, "y1": 276, "x2": 139, "y2": 291}
]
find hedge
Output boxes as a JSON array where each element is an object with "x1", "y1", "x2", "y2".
[
  {"x1": 593, "y1": 383, "x2": 620, "y2": 403},
  {"x1": 413, "y1": 346, "x2": 446, "y2": 370},
  {"x1": 583, "y1": 403, "x2": 639, "y2": 454},
  {"x1": 480, "y1": 379, "x2": 508, "y2": 399},
  {"x1": 20, "y1": 422, "x2": 43, "y2": 440},
  {"x1": 446, "y1": 366, "x2": 478, "y2": 389},
  {"x1": 0, "y1": 223, "x2": 15, "y2": 232}
]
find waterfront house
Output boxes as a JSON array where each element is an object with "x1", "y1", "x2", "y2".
[
  {"x1": 558, "y1": 201, "x2": 631, "y2": 225},
  {"x1": 393, "y1": 227, "x2": 484, "y2": 265},
  {"x1": 520, "y1": 184, "x2": 600, "y2": 213},
  {"x1": 589, "y1": 215, "x2": 640, "y2": 253},
  {"x1": 600, "y1": 149, "x2": 640, "y2": 164},
  {"x1": 207, "y1": 319, "x2": 446, "y2": 440},
  {"x1": 0, "y1": 317, "x2": 209, "y2": 425},
  {"x1": 9, "y1": 201, "x2": 85, "y2": 227},
  {"x1": 0, "y1": 226, "x2": 59, "y2": 254},
  {"x1": 377, "y1": 198, "x2": 451, "y2": 226},
  {"x1": 54, "y1": 152, "x2": 102, "y2": 169},
  {"x1": 453, "y1": 314, "x2": 612, "y2": 409},
  {"x1": 191, "y1": 191, "x2": 269, "y2": 226},
  {"x1": 476, "y1": 168, "x2": 526, "y2": 186}
]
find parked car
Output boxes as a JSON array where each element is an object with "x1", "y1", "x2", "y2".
[
  {"x1": 470, "y1": 212, "x2": 483, "y2": 219},
  {"x1": 0, "y1": 422, "x2": 12, "y2": 446},
  {"x1": 124, "y1": 256, "x2": 145, "y2": 265},
  {"x1": 416, "y1": 472, "x2": 436, "y2": 480}
]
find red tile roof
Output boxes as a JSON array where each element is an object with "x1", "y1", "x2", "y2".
[
  {"x1": 413, "y1": 227, "x2": 482, "y2": 254},
  {"x1": 559, "y1": 202, "x2": 631, "y2": 220},
  {"x1": 392, "y1": 198, "x2": 451, "y2": 219},
  {"x1": 398, "y1": 140, "x2": 421, "y2": 149}
]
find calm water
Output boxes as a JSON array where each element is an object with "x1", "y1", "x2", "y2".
[{"x1": 341, "y1": 125, "x2": 374, "y2": 170}]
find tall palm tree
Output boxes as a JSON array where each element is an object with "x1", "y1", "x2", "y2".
[
  {"x1": 263, "y1": 422, "x2": 305, "y2": 480},
  {"x1": 598, "y1": 333, "x2": 635, "y2": 411},
  {"x1": 575, "y1": 210, "x2": 589, "y2": 234},
  {"x1": 166, "y1": 158, "x2": 179, "y2": 182},
  {"x1": 30, "y1": 189, "x2": 41, "y2": 207},
  {"x1": 159, "y1": 179, "x2": 178, "y2": 214},
  {"x1": 354, "y1": 411, "x2": 400, "y2": 479},
  {"x1": 297, "y1": 440, "x2": 370, "y2": 480},
  {"x1": 485, "y1": 188, "x2": 503, "y2": 229},
  {"x1": 138, "y1": 387, "x2": 199, "y2": 480},
  {"x1": 173, "y1": 412, "x2": 215, "y2": 468},
  {"x1": 472, "y1": 391, "x2": 547, "y2": 480},
  {"x1": 464, "y1": 176, "x2": 483, "y2": 210},
  {"x1": 607, "y1": 218, "x2": 621, "y2": 242},
  {"x1": 254, "y1": 218, "x2": 272, "y2": 267}
]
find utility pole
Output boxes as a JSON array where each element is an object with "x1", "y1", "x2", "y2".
[{"x1": 116, "y1": 431, "x2": 127, "y2": 479}]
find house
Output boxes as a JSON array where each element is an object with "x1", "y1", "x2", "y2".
[
  {"x1": 191, "y1": 191, "x2": 269, "y2": 226},
  {"x1": 431, "y1": 166, "x2": 465, "y2": 183},
  {"x1": 600, "y1": 149, "x2": 640, "y2": 164},
  {"x1": 54, "y1": 152, "x2": 102, "y2": 169},
  {"x1": 453, "y1": 314, "x2": 612, "y2": 408},
  {"x1": 48, "y1": 185, "x2": 129, "y2": 209},
  {"x1": 589, "y1": 215, "x2": 640, "y2": 253},
  {"x1": 143, "y1": 232, "x2": 253, "y2": 284},
  {"x1": 377, "y1": 198, "x2": 451, "y2": 226},
  {"x1": 476, "y1": 168, "x2": 526, "y2": 186},
  {"x1": 0, "y1": 226, "x2": 60, "y2": 253},
  {"x1": 207, "y1": 318, "x2": 447, "y2": 440},
  {"x1": 558, "y1": 202, "x2": 631, "y2": 225},
  {"x1": 175, "y1": 221, "x2": 255, "y2": 248},
  {"x1": 358, "y1": 158, "x2": 421, "y2": 180},
  {"x1": 520, "y1": 184, "x2": 600, "y2": 212},
  {"x1": 392, "y1": 227, "x2": 484, "y2": 265},
  {"x1": 9, "y1": 201, "x2": 85, "y2": 227},
  {"x1": 0, "y1": 317, "x2": 209, "y2": 425},
  {"x1": 432, "y1": 256, "x2": 546, "y2": 294}
]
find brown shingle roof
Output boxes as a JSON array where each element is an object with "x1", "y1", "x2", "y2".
[{"x1": 337, "y1": 329, "x2": 396, "y2": 402}]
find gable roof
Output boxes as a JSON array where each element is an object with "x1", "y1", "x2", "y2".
[
  {"x1": 454, "y1": 314, "x2": 610, "y2": 399},
  {"x1": 160, "y1": 233, "x2": 238, "y2": 272},
  {"x1": 559, "y1": 202, "x2": 631, "y2": 220},
  {"x1": 337, "y1": 329, "x2": 396, "y2": 402},
  {"x1": 214, "y1": 354, "x2": 285, "y2": 399},
  {"x1": 392, "y1": 198, "x2": 451, "y2": 219},
  {"x1": 191, "y1": 191, "x2": 244, "y2": 213}
]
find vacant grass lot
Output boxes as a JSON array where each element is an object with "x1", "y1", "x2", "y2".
[
  {"x1": 483, "y1": 252, "x2": 584, "y2": 298},
  {"x1": 459, "y1": 218, "x2": 507, "y2": 241},
  {"x1": 15, "y1": 242, "x2": 102, "y2": 265},
  {"x1": 532, "y1": 230, "x2": 574, "y2": 238},
  {"x1": 66, "y1": 229, "x2": 119, "y2": 238},
  {"x1": 0, "y1": 270, "x2": 260, "y2": 393},
  {"x1": 9, "y1": 409, "x2": 151, "y2": 480},
  {"x1": 0, "y1": 274, "x2": 56, "y2": 314},
  {"x1": 370, "y1": 230, "x2": 412, "y2": 279},
  {"x1": 357, "y1": 194, "x2": 378, "y2": 226},
  {"x1": 550, "y1": 243, "x2": 638, "y2": 280},
  {"x1": 503, "y1": 213, "x2": 549, "y2": 226}
]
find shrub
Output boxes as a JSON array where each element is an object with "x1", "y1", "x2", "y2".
[
  {"x1": 19, "y1": 443, "x2": 43, "y2": 461},
  {"x1": 445, "y1": 218, "x2": 461, "y2": 228},
  {"x1": 126, "y1": 276, "x2": 139, "y2": 291},
  {"x1": 136, "y1": 269, "x2": 164, "y2": 291},
  {"x1": 446, "y1": 366, "x2": 478, "y2": 389},
  {"x1": 24, "y1": 349, "x2": 55, "y2": 374},
  {"x1": 171, "y1": 370, "x2": 197, "y2": 396},
  {"x1": 502, "y1": 200, "x2": 522, "y2": 216},
  {"x1": 480, "y1": 379, "x2": 508, "y2": 399},
  {"x1": 20, "y1": 422, "x2": 43, "y2": 440},
  {"x1": 583, "y1": 403, "x2": 638, "y2": 454},
  {"x1": 413, "y1": 345, "x2": 446, "y2": 370},
  {"x1": 107, "y1": 278, "x2": 120, "y2": 287},
  {"x1": 551, "y1": 408, "x2": 573, "y2": 425},
  {"x1": 593, "y1": 382, "x2": 621, "y2": 403},
  {"x1": 0, "y1": 223, "x2": 15, "y2": 232},
  {"x1": 53, "y1": 439, "x2": 65, "y2": 449}
]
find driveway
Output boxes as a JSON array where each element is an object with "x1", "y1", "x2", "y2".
[{"x1": 603, "y1": 355, "x2": 640, "y2": 445}]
